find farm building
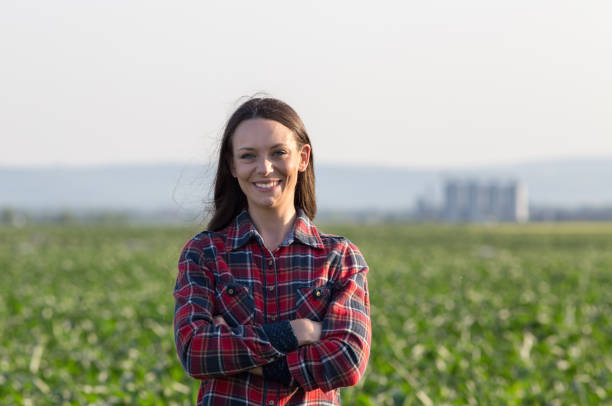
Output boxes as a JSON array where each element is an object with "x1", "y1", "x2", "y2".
[{"x1": 443, "y1": 179, "x2": 529, "y2": 222}]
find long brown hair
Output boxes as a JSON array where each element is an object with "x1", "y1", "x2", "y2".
[{"x1": 207, "y1": 97, "x2": 316, "y2": 231}]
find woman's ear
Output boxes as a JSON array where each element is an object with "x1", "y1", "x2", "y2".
[{"x1": 298, "y1": 144, "x2": 311, "y2": 172}]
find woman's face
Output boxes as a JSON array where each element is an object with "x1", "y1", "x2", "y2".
[{"x1": 230, "y1": 118, "x2": 310, "y2": 215}]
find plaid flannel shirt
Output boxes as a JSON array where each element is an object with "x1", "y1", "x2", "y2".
[{"x1": 173, "y1": 209, "x2": 371, "y2": 405}]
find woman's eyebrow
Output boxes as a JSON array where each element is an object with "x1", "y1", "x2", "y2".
[{"x1": 237, "y1": 143, "x2": 287, "y2": 151}]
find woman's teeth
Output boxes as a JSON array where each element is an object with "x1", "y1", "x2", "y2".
[{"x1": 254, "y1": 181, "x2": 279, "y2": 189}]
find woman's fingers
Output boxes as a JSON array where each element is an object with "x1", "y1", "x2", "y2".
[
  {"x1": 248, "y1": 367, "x2": 263, "y2": 376},
  {"x1": 213, "y1": 315, "x2": 229, "y2": 327},
  {"x1": 290, "y1": 319, "x2": 322, "y2": 345},
  {"x1": 310, "y1": 320, "x2": 322, "y2": 343}
]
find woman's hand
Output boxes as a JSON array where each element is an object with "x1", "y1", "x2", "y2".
[
  {"x1": 249, "y1": 367, "x2": 263, "y2": 376},
  {"x1": 290, "y1": 319, "x2": 322, "y2": 346},
  {"x1": 213, "y1": 315, "x2": 229, "y2": 327}
]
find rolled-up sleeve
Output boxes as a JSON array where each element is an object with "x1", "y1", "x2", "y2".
[
  {"x1": 173, "y1": 239, "x2": 289, "y2": 379},
  {"x1": 286, "y1": 241, "x2": 371, "y2": 392}
]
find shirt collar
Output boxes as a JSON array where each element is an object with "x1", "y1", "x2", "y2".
[
  {"x1": 225, "y1": 208, "x2": 324, "y2": 251},
  {"x1": 292, "y1": 209, "x2": 324, "y2": 249}
]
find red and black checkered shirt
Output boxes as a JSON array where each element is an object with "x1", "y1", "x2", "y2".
[{"x1": 173, "y1": 209, "x2": 371, "y2": 405}]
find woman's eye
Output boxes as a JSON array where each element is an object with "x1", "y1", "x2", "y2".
[
  {"x1": 240, "y1": 153, "x2": 255, "y2": 160},
  {"x1": 273, "y1": 150, "x2": 288, "y2": 157}
]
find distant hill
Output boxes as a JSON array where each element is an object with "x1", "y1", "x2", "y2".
[{"x1": 1, "y1": 157, "x2": 611, "y2": 213}]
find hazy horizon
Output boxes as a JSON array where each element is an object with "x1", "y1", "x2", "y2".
[{"x1": 3, "y1": 157, "x2": 612, "y2": 211}]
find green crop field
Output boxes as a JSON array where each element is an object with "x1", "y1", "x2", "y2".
[{"x1": 1, "y1": 223, "x2": 611, "y2": 405}]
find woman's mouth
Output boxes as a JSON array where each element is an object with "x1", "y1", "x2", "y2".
[{"x1": 253, "y1": 180, "x2": 281, "y2": 191}]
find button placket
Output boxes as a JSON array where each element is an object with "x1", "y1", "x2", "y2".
[{"x1": 265, "y1": 255, "x2": 278, "y2": 323}]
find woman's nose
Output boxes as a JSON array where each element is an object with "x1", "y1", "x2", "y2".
[{"x1": 257, "y1": 158, "x2": 273, "y2": 175}]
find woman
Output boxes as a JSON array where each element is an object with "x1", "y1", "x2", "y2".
[{"x1": 173, "y1": 97, "x2": 371, "y2": 405}]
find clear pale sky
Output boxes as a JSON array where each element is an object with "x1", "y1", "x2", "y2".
[{"x1": 1, "y1": 0, "x2": 611, "y2": 168}]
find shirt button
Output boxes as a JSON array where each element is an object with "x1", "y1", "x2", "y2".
[
  {"x1": 270, "y1": 315, "x2": 276, "y2": 321},
  {"x1": 267, "y1": 259, "x2": 274, "y2": 267},
  {"x1": 268, "y1": 401, "x2": 274, "y2": 406},
  {"x1": 268, "y1": 286, "x2": 274, "y2": 291}
]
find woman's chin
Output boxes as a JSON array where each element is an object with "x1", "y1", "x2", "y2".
[
  {"x1": 248, "y1": 197, "x2": 294, "y2": 212},
  {"x1": 249, "y1": 198, "x2": 278, "y2": 210}
]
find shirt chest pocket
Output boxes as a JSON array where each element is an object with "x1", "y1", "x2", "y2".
[
  {"x1": 294, "y1": 285, "x2": 332, "y2": 322},
  {"x1": 215, "y1": 283, "x2": 255, "y2": 327}
]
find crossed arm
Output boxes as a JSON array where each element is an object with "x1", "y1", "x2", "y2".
[
  {"x1": 174, "y1": 240, "x2": 371, "y2": 391},
  {"x1": 211, "y1": 315, "x2": 322, "y2": 377}
]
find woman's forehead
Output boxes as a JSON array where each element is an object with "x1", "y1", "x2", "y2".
[{"x1": 232, "y1": 118, "x2": 296, "y2": 149}]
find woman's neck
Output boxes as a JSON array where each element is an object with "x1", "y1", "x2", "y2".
[{"x1": 248, "y1": 205, "x2": 297, "y2": 252}]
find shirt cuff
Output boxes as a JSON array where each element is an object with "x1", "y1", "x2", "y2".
[
  {"x1": 263, "y1": 357, "x2": 293, "y2": 386},
  {"x1": 262, "y1": 320, "x2": 299, "y2": 354}
]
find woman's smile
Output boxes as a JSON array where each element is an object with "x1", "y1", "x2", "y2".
[{"x1": 253, "y1": 179, "x2": 282, "y2": 191}]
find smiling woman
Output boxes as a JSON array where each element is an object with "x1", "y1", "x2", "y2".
[
  {"x1": 208, "y1": 98, "x2": 317, "y2": 233},
  {"x1": 173, "y1": 97, "x2": 371, "y2": 405},
  {"x1": 230, "y1": 118, "x2": 311, "y2": 243}
]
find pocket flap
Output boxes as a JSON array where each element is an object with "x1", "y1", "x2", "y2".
[
  {"x1": 216, "y1": 283, "x2": 255, "y2": 326},
  {"x1": 295, "y1": 285, "x2": 331, "y2": 321}
]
